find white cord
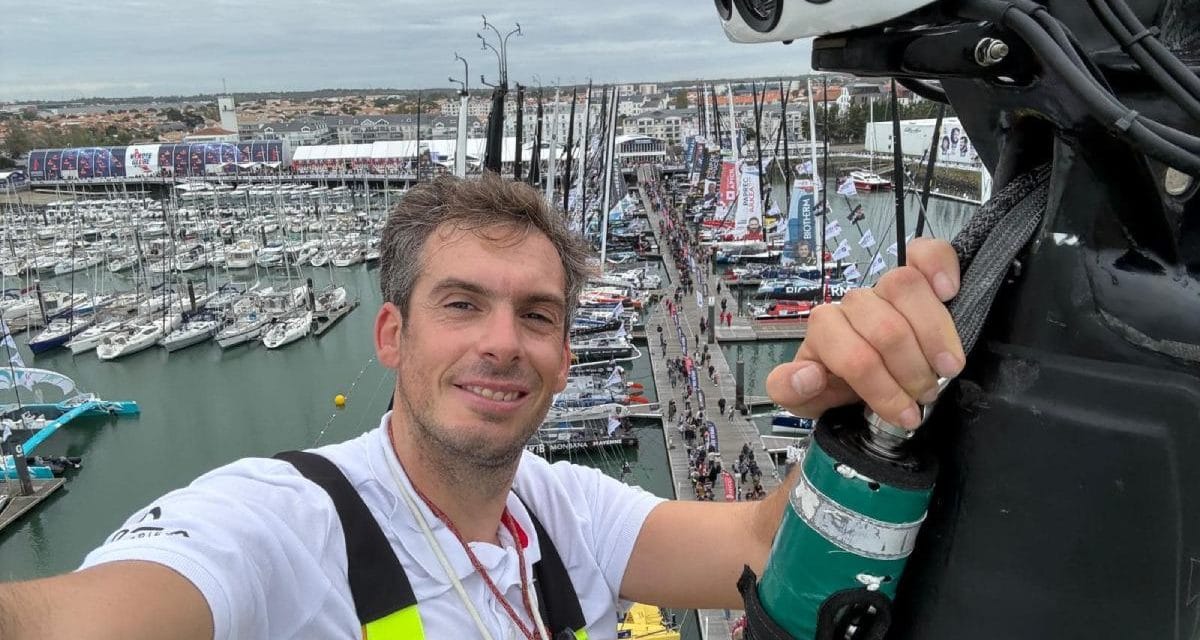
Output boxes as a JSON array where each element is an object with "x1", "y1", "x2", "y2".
[
  {"x1": 384, "y1": 445, "x2": 495, "y2": 640},
  {"x1": 384, "y1": 440, "x2": 553, "y2": 640}
]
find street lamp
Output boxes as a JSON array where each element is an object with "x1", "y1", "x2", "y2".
[
  {"x1": 478, "y1": 16, "x2": 521, "y2": 87},
  {"x1": 449, "y1": 53, "x2": 470, "y2": 177},
  {"x1": 477, "y1": 16, "x2": 521, "y2": 174}
]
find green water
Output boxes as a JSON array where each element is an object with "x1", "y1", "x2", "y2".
[{"x1": 0, "y1": 264, "x2": 673, "y2": 580}]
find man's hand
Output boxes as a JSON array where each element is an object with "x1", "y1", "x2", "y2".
[{"x1": 765, "y1": 238, "x2": 965, "y2": 429}]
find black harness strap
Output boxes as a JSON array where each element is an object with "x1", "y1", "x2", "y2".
[
  {"x1": 515, "y1": 494, "x2": 588, "y2": 635},
  {"x1": 274, "y1": 450, "x2": 414, "y2": 625},
  {"x1": 276, "y1": 450, "x2": 587, "y2": 635}
]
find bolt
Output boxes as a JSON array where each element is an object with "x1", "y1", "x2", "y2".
[{"x1": 975, "y1": 38, "x2": 1010, "y2": 67}]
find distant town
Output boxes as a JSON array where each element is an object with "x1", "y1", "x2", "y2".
[{"x1": 0, "y1": 77, "x2": 947, "y2": 174}]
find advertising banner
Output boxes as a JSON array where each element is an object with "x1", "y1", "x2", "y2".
[
  {"x1": 45, "y1": 150, "x2": 62, "y2": 180},
  {"x1": 60, "y1": 149, "x2": 78, "y2": 179},
  {"x1": 718, "y1": 161, "x2": 738, "y2": 211},
  {"x1": 76, "y1": 148, "x2": 94, "y2": 179},
  {"x1": 734, "y1": 162, "x2": 763, "y2": 240},
  {"x1": 27, "y1": 151, "x2": 46, "y2": 180},
  {"x1": 783, "y1": 178, "x2": 817, "y2": 265}
]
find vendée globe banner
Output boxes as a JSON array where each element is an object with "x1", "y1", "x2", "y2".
[{"x1": 28, "y1": 141, "x2": 286, "y2": 181}]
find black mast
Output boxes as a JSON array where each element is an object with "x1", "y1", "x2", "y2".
[
  {"x1": 563, "y1": 87, "x2": 578, "y2": 213},
  {"x1": 916, "y1": 103, "x2": 946, "y2": 238},
  {"x1": 514, "y1": 84, "x2": 525, "y2": 181},
  {"x1": 890, "y1": 79, "x2": 907, "y2": 266},
  {"x1": 529, "y1": 89, "x2": 544, "y2": 186},
  {"x1": 483, "y1": 85, "x2": 507, "y2": 173}
]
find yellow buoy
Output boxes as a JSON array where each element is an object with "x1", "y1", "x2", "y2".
[{"x1": 334, "y1": 394, "x2": 346, "y2": 408}]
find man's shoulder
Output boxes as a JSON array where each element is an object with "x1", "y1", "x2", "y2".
[{"x1": 190, "y1": 428, "x2": 382, "y2": 500}]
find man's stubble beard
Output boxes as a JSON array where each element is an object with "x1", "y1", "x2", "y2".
[{"x1": 394, "y1": 355, "x2": 549, "y2": 488}]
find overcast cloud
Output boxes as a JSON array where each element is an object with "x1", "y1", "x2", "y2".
[{"x1": 0, "y1": 0, "x2": 814, "y2": 101}]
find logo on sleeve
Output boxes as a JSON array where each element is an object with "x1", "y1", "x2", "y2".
[{"x1": 108, "y1": 506, "x2": 191, "y2": 542}]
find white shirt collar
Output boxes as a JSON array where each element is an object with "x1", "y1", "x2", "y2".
[{"x1": 369, "y1": 413, "x2": 543, "y2": 598}]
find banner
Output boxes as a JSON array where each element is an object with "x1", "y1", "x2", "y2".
[
  {"x1": 782, "y1": 178, "x2": 817, "y2": 265},
  {"x1": 831, "y1": 239, "x2": 851, "y2": 261},
  {"x1": 858, "y1": 229, "x2": 877, "y2": 249},
  {"x1": 844, "y1": 263, "x2": 862, "y2": 280},
  {"x1": 26, "y1": 150, "x2": 46, "y2": 180},
  {"x1": 734, "y1": 162, "x2": 763, "y2": 240},
  {"x1": 718, "y1": 161, "x2": 738, "y2": 212},
  {"x1": 825, "y1": 219, "x2": 842, "y2": 240},
  {"x1": 868, "y1": 252, "x2": 888, "y2": 276}
]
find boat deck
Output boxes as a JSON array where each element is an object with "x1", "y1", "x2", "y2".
[
  {"x1": 635, "y1": 169, "x2": 785, "y2": 640},
  {"x1": 0, "y1": 479, "x2": 66, "y2": 534}
]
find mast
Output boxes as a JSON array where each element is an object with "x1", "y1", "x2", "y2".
[
  {"x1": 806, "y1": 78, "x2": 822, "y2": 276},
  {"x1": 751, "y1": 82, "x2": 766, "y2": 212},
  {"x1": 727, "y1": 83, "x2": 738, "y2": 162},
  {"x1": 890, "y1": 79, "x2": 907, "y2": 267},
  {"x1": 599, "y1": 87, "x2": 620, "y2": 271},
  {"x1": 455, "y1": 84, "x2": 469, "y2": 178},
  {"x1": 563, "y1": 87, "x2": 578, "y2": 213},
  {"x1": 514, "y1": 84, "x2": 525, "y2": 181},
  {"x1": 529, "y1": 89, "x2": 543, "y2": 187},
  {"x1": 545, "y1": 86, "x2": 561, "y2": 205},
  {"x1": 780, "y1": 79, "x2": 792, "y2": 215},
  {"x1": 415, "y1": 90, "x2": 423, "y2": 182}
]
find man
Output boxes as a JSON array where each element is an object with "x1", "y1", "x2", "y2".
[{"x1": 0, "y1": 175, "x2": 962, "y2": 638}]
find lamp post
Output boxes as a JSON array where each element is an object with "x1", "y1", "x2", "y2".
[
  {"x1": 479, "y1": 16, "x2": 521, "y2": 173},
  {"x1": 449, "y1": 53, "x2": 470, "y2": 177}
]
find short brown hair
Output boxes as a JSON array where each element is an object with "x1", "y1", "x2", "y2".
[{"x1": 379, "y1": 173, "x2": 594, "y2": 331}]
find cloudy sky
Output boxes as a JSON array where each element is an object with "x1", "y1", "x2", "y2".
[{"x1": 0, "y1": 0, "x2": 815, "y2": 101}]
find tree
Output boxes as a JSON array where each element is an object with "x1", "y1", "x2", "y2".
[
  {"x1": 4, "y1": 123, "x2": 33, "y2": 157},
  {"x1": 673, "y1": 89, "x2": 689, "y2": 110}
]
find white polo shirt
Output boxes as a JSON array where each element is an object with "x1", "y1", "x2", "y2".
[{"x1": 80, "y1": 413, "x2": 665, "y2": 639}]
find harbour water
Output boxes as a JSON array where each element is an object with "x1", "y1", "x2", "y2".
[
  {"x1": 0, "y1": 182, "x2": 975, "y2": 586},
  {"x1": 0, "y1": 261, "x2": 675, "y2": 580}
]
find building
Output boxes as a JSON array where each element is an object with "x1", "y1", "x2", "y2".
[
  {"x1": 241, "y1": 117, "x2": 333, "y2": 146},
  {"x1": 622, "y1": 108, "x2": 699, "y2": 146},
  {"x1": 217, "y1": 96, "x2": 238, "y2": 134},
  {"x1": 184, "y1": 126, "x2": 238, "y2": 143},
  {"x1": 321, "y1": 115, "x2": 461, "y2": 144},
  {"x1": 615, "y1": 135, "x2": 667, "y2": 164}
]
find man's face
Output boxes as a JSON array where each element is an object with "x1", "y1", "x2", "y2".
[{"x1": 379, "y1": 224, "x2": 572, "y2": 468}]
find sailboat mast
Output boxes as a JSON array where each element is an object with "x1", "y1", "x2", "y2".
[
  {"x1": 598, "y1": 87, "x2": 620, "y2": 272},
  {"x1": 727, "y1": 83, "x2": 738, "y2": 162},
  {"x1": 806, "y1": 78, "x2": 822, "y2": 275}
]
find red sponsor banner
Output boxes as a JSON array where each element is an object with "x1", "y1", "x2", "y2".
[
  {"x1": 723, "y1": 471, "x2": 736, "y2": 501},
  {"x1": 718, "y1": 161, "x2": 738, "y2": 209}
]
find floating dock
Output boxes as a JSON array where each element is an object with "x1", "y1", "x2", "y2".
[{"x1": 0, "y1": 479, "x2": 66, "y2": 534}]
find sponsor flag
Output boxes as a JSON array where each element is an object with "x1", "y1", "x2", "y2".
[
  {"x1": 825, "y1": 220, "x2": 842, "y2": 239},
  {"x1": 799, "y1": 160, "x2": 814, "y2": 175},
  {"x1": 886, "y1": 242, "x2": 898, "y2": 256},
  {"x1": 837, "y1": 178, "x2": 858, "y2": 197},
  {"x1": 844, "y1": 263, "x2": 862, "y2": 281},
  {"x1": 1, "y1": 319, "x2": 23, "y2": 368},
  {"x1": 607, "y1": 415, "x2": 621, "y2": 436},
  {"x1": 868, "y1": 252, "x2": 888, "y2": 276},
  {"x1": 1, "y1": 421, "x2": 10, "y2": 443},
  {"x1": 831, "y1": 239, "x2": 852, "y2": 261},
  {"x1": 858, "y1": 229, "x2": 876, "y2": 249}
]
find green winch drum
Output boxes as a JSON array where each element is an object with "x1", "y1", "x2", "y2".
[{"x1": 757, "y1": 408, "x2": 937, "y2": 638}]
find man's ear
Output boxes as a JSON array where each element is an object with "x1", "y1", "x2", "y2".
[
  {"x1": 375, "y1": 302, "x2": 403, "y2": 369},
  {"x1": 554, "y1": 338, "x2": 572, "y2": 393}
]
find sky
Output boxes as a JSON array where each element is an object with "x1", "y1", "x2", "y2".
[{"x1": 0, "y1": 0, "x2": 814, "y2": 102}]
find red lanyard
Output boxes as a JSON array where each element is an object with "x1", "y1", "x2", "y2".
[{"x1": 390, "y1": 431, "x2": 541, "y2": 640}]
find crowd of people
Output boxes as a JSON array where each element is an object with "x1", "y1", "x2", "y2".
[{"x1": 644, "y1": 172, "x2": 769, "y2": 504}]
